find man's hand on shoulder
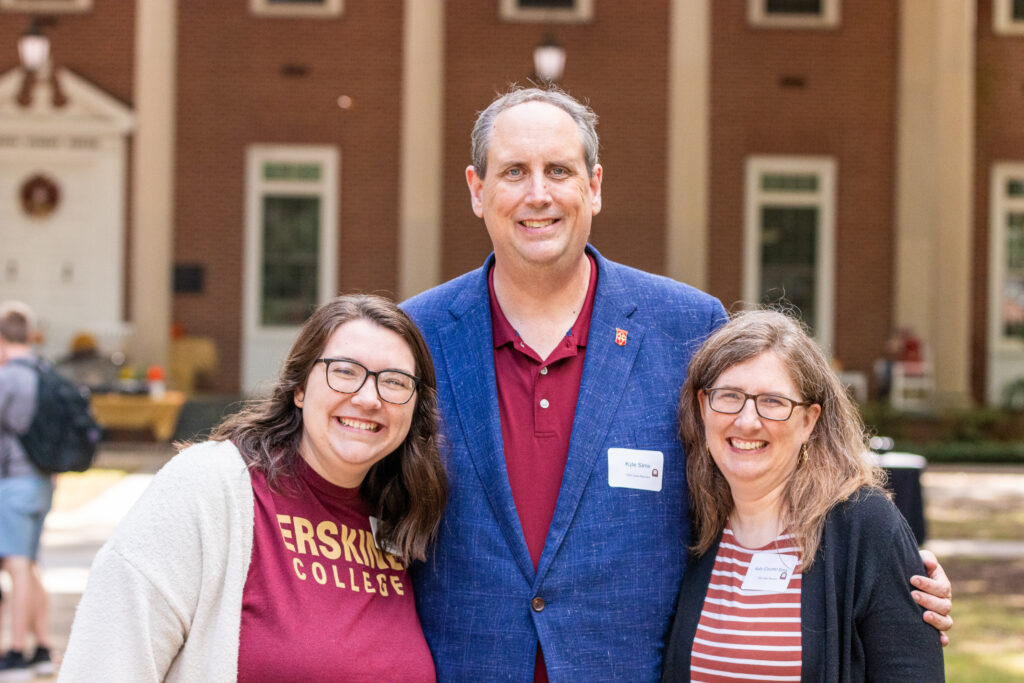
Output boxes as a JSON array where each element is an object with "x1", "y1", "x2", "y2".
[{"x1": 911, "y1": 549, "x2": 953, "y2": 646}]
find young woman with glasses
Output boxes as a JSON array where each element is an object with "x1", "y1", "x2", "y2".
[
  {"x1": 663, "y1": 310, "x2": 945, "y2": 682},
  {"x1": 61, "y1": 294, "x2": 447, "y2": 681}
]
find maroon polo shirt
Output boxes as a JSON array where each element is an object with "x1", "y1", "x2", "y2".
[{"x1": 488, "y1": 255, "x2": 598, "y2": 682}]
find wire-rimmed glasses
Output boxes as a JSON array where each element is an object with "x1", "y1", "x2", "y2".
[{"x1": 315, "y1": 358, "x2": 419, "y2": 405}]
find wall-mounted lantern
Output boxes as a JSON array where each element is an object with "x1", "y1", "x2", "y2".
[{"x1": 533, "y1": 33, "x2": 566, "y2": 84}]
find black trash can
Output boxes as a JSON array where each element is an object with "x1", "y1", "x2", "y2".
[{"x1": 874, "y1": 451, "x2": 928, "y2": 545}]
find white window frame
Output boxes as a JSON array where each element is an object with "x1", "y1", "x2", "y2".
[
  {"x1": 743, "y1": 156, "x2": 836, "y2": 353},
  {"x1": 747, "y1": 0, "x2": 840, "y2": 29},
  {"x1": 242, "y1": 145, "x2": 338, "y2": 395},
  {"x1": 500, "y1": 0, "x2": 593, "y2": 23},
  {"x1": 0, "y1": 0, "x2": 91, "y2": 11},
  {"x1": 245, "y1": 144, "x2": 339, "y2": 334},
  {"x1": 988, "y1": 163, "x2": 1024, "y2": 352},
  {"x1": 993, "y1": 0, "x2": 1024, "y2": 35},
  {"x1": 250, "y1": 0, "x2": 342, "y2": 19},
  {"x1": 987, "y1": 163, "x2": 1024, "y2": 403}
]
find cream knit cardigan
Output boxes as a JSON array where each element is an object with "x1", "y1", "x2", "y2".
[{"x1": 59, "y1": 440, "x2": 255, "y2": 682}]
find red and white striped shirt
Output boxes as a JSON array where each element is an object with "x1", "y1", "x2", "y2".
[{"x1": 690, "y1": 526, "x2": 803, "y2": 682}]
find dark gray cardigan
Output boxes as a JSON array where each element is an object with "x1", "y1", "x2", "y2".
[{"x1": 663, "y1": 488, "x2": 945, "y2": 682}]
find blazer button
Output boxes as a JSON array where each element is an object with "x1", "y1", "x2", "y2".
[{"x1": 531, "y1": 596, "x2": 546, "y2": 612}]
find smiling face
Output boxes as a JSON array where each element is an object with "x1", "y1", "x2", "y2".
[
  {"x1": 699, "y1": 351, "x2": 821, "y2": 497},
  {"x1": 294, "y1": 318, "x2": 417, "y2": 488},
  {"x1": 466, "y1": 101, "x2": 602, "y2": 276}
]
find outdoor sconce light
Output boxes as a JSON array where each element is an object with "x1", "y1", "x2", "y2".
[
  {"x1": 18, "y1": 17, "x2": 50, "y2": 73},
  {"x1": 533, "y1": 33, "x2": 566, "y2": 84},
  {"x1": 16, "y1": 16, "x2": 65, "y2": 108}
]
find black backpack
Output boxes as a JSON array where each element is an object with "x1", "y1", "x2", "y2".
[{"x1": 13, "y1": 358, "x2": 102, "y2": 474}]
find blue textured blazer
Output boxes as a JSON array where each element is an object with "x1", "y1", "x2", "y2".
[{"x1": 403, "y1": 246, "x2": 726, "y2": 682}]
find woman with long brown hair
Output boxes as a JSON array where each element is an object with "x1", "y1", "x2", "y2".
[
  {"x1": 61, "y1": 294, "x2": 447, "y2": 681},
  {"x1": 664, "y1": 310, "x2": 944, "y2": 681}
]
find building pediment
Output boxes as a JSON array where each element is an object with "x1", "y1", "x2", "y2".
[{"x1": 0, "y1": 66, "x2": 135, "y2": 137}]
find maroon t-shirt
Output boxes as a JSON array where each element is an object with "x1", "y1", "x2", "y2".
[
  {"x1": 237, "y1": 459, "x2": 435, "y2": 682},
  {"x1": 488, "y1": 255, "x2": 598, "y2": 682}
]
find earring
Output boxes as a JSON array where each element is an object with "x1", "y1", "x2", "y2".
[{"x1": 799, "y1": 443, "x2": 808, "y2": 465}]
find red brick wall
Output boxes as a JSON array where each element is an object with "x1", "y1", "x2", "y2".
[
  {"x1": 0, "y1": 2, "x2": 136, "y2": 103},
  {"x1": 709, "y1": 0, "x2": 899, "y2": 378},
  {"x1": 973, "y1": 0, "x2": 1024, "y2": 402},
  {"x1": 441, "y1": 0, "x2": 671, "y2": 280},
  {"x1": 174, "y1": 0, "x2": 403, "y2": 392}
]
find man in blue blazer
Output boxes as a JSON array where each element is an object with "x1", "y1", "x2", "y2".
[{"x1": 403, "y1": 87, "x2": 952, "y2": 681}]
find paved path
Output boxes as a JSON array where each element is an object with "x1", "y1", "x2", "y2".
[
  {"x1": 43, "y1": 473, "x2": 156, "y2": 595},
  {"x1": 2, "y1": 444, "x2": 175, "y2": 670},
  {"x1": 920, "y1": 465, "x2": 1024, "y2": 559},
  {"x1": 22, "y1": 450, "x2": 1024, "y2": 673}
]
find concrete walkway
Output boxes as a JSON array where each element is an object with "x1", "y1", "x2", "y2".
[
  {"x1": 920, "y1": 465, "x2": 1024, "y2": 558},
  {"x1": 7, "y1": 444, "x2": 176, "y2": 671},
  {"x1": 21, "y1": 448, "x2": 1024, "y2": 675}
]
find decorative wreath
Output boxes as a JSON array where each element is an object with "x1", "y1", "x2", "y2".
[{"x1": 20, "y1": 174, "x2": 60, "y2": 218}]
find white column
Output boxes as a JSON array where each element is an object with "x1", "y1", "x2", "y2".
[
  {"x1": 894, "y1": 0, "x2": 974, "y2": 404},
  {"x1": 665, "y1": 0, "x2": 710, "y2": 289},
  {"x1": 131, "y1": 0, "x2": 176, "y2": 370},
  {"x1": 398, "y1": 0, "x2": 444, "y2": 300}
]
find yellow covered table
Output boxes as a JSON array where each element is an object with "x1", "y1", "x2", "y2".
[{"x1": 90, "y1": 390, "x2": 186, "y2": 441}]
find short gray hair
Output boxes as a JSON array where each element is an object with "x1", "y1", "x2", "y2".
[
  {"x1": 0, "y1": 301, "x2": 34, "y2": 344},
  {"x1": 470, "y1": 86, "x2": 600, "y2": 178}
]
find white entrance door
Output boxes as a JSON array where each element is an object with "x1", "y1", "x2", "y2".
[{"x1": 242, "y1": 145, "x2": 339, "y2": 395}]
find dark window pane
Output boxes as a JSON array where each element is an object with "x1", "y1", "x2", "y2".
[
  {"x1": 760, "y1": 206, "x2": 818, "y2": 333},
  {"x1": 762, "y1": 173, "x2": 818, "y2": 192},
  {"x1": 1008, "y1": 179, "x2": 1024, "y2": 197},
  {"x1": 262, "y1": 195, "x2": 320, "y2": 326},
  {"x1": 263, "y1": 162, "x2": 321, "y2": 181},
  {"x1": 518, "y1": 0, "x2": 575, "y2": 7},
  {"x1": 1014, "y1": 0, "x2": 1024, "y2": 20},
  {"x1": 765, "y1": 0, "x2": 823, "y2": 15}
]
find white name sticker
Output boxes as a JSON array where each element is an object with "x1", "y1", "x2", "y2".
[
  {"x1": 741, "y1": 551, "x2": 798, "y2": 592},
  {"x1": 608, "y1": 448, "x2": 664, "y2": 492}
]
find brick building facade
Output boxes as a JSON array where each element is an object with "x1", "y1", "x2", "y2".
[{"x1": 1, "y1": 0, "x2": 1022, "y2": 405}]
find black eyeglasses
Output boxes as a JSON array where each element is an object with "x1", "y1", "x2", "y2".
[
  {"x1": 314, "y1": 358, "x2": 419, "y2": 405},
  {"x1": 704, "y1": 388, "x2": 814, "y2": 422}
]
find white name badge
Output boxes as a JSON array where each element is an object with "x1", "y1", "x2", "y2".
[
  {"x1": 608, "y1": 448, "x2": 664, "y2": 492},
  {"x1": 741, "y1": 551, "x2": 798, "y2": 592}
]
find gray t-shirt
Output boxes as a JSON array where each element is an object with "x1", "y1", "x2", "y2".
[{"x1": 0, "y1": 358, "x2": 40, "y2": 478}]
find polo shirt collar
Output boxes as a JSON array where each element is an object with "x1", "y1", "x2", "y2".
[{"x1": 488, "y1": 252, "x2": 598, "y2": 351}]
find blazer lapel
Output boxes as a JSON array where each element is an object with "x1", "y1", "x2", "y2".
[
  {"x1": 536, "y1": 249, "x2": 646, "y2": 583},
  {"x1": 439, "y1": 262, "x2": 536, "y2": 581}
]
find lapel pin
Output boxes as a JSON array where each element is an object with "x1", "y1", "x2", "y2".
[{"x1": 615, "y1": 328, "x2": 628, "y2": 346}]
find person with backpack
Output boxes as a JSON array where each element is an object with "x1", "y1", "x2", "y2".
[{"x1": 0, "y1": 301, "x2": 58, "y2": 679}]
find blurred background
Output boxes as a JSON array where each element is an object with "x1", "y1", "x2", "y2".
[{"x1": 0, "y1": 0, "x2": 1022, "y2": 679}]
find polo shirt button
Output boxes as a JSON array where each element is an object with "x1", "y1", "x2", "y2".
[
  {"x1": 540, "y1": 367, "x2": 548, "y2": 375},
  {"x1": 531, "y1": 596, "x2": 546, "y2": 612},
  {"x1": 539, "y1": 398, "x2": 550, "y2": 409}
]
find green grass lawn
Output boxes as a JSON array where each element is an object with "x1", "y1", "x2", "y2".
[{"x1": 940, "y1": 558, "x2": 1024, "y2": 681}]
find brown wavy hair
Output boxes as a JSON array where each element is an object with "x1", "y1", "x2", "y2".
[
  {"x1": 210, "y1": 294, "x2": 447, "y2": 562},
  {"x1": 679, "y1": 309, "x2": 884, "y2": 571}
]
